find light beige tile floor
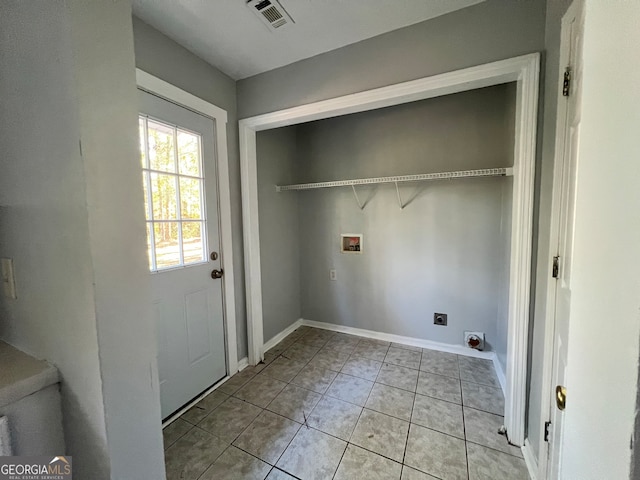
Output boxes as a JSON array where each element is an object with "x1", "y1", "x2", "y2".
[{"x1": 163, "y1": 326, "x2": 530, "y2": 480}]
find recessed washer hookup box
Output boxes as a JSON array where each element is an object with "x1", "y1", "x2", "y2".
[{"x1": 340, "y1": 234, "x2": 362, "y2": 253}]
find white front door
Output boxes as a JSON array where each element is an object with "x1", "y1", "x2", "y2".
[
  {"x1": 547, "y1": 1, "x2": 585, "y2": 477},
  {"x1": 138, "y1": 90, "x2": 227, "y2": 419}
]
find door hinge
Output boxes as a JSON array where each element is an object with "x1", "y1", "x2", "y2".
[
  {"x1": 544, "y1": 421, "x2": 552, "y2": 442},
  {"x1": 552, "y1": 256, "x2": 560, "y2": 279},
  {"x1": 562, "y1": 67, "x2": 571, "y2": 97}
]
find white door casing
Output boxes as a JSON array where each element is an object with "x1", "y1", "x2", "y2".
[
  {"x1": 538, "y1": 1, "x2": 585, "y2": 478},
  {"x1": 136, "y1": 70, "x2": 239, "y2": 414},
  {"x1": 239, "y1": 54, "x2": 540, "y2": 446}
]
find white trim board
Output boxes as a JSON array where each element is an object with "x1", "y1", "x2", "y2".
[
  {"x1": 136, "y1": 69, "x2": 239, "y2": 376},
  {"x1": 237, "y1": 357, "x2": 249, "y2": 371},
  {"x1": 301, "y1": 319, "x2": 495, "y2": 360},
  {"x1": 492, "y1": 354, "x2": 508, "y2": 395},
  {"x1": 263, "y1": 319, "x2": 304, "y2": 353},
  {"x1": 239, "y1": 53, "x2": 540, "y2": 446},
  {"x1": 136, "y1": 70, "x2": 228, "y2": 122},
  {"x1": 270, "y1": 319, "x2": 506, "y2": 396},
  {"x1": 522, "y1": 438, "x2": 539, "y2": 480}
]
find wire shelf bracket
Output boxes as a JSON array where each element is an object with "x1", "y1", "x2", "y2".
[
  {"x1": 394, "y1": 181, "x2": 405, "y2": 209},
  {"x1": 351, "y1": 185, "x2": 364, "y2": 210}
]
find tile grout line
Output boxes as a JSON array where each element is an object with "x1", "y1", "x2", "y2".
[
  {"x1": 460, "y1": 355, "x2": 472, "y2": 480},
  {"x1": 236, "y1": 326, "x2": 320, "y2": 478},
  {"x1": 197, "y1": 329, "x2": 319, "y2": 479},
  {"x1": 330, "y1": 342, "x2": 386, "y2": 479},
  {"x1": 465, "y1": 438, "x2": 526, "y2": 460},
  {"x1": 266, "y1": 328, "x2": 345, "y2": 478},
  {"x1": 265, "y1": 330, "x2": 313, "y2": 477},
  {"x1": 329, "y1": 431, "x2": 349, "y2": 480},
  {"x1": 400, "y1": 347, "x2": 422, "y2": 467}
]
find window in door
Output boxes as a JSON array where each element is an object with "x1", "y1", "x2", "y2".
[{"x1": 138, "y1": 115, "x2": 207, "y2": 271}]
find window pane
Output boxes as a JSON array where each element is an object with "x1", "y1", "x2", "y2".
[
  {"x1": 177, "y1": 130, "x2": 201, "y2": 177},
  {"x1": 154, "y1": 222, "x2": 180, "y2": 269},
  {"x1": 145, "y1": 223, "x2": 153, "y2": 270},
  {"x1": 182, "y1": 222, "x2": 205, "y2": 264},
  {"x1": 142, "y1": 172, "x2": 151, "y2": 220},
  {"x1": 139, "y1": 117, "x2": 147, "y2": 169},
  {"x1": 148, "y1": 120, "x2": 175, "y2": 172},
  {"x1": 150, "y1": 173, "x2": 177, "y2": 220},
  {"x1": 180, "y1": 177, "x2": 203, "y2": 219}
]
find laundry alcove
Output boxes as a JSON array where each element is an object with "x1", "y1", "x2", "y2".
[
  {"x1": 256, "y1": 83, "x2": 516, "y2": 375},
  {"x1": 240, "y1": 54, "x2": 539, "y2": 446}
]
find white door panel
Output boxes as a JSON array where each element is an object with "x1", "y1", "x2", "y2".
[
  {"x1": 138, "y1": 89, "x2": 227, "y2": 419},
  {"x1": 548, "y1": 2, "x2": 584, "y2": 477},
  {"x1": 185, "y1": 289, "x2": 212, "y2": 364}
]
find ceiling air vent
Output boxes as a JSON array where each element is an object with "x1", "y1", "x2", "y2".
[{"x1": 247, "y1": 0, "x2": 294, "y2": 31}]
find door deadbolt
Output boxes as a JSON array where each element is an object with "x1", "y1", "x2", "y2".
[
  {"x1": 555, "y1": 385, "x2": 567, "y2": 411},
  {"x1": 210, "y1": 251, "x2": 218, "y2": 261},
  {"x1": 211, "y1": 269, "x2": 224, "y2": 279}
]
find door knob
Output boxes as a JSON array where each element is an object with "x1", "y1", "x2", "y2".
[
  {"x1": 555, "y1": 385, "x2": 567, "y2": 411},
  {"x1": 211, "y1": 269, "x2": 224, "y2": 279}
]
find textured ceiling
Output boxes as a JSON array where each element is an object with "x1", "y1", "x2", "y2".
[{"x1": 132, "y1": 0, "x2": 484, "y2": 80}]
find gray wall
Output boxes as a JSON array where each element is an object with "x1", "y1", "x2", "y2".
[
  {"x1": 295, "y1": 86, "x2": 514, "y2": 348},
  {"x1": 237, "y1": 0, "x2": 545, "y2": 118},
  {"x1": 526, "y1": 0, "x2": 573, "y2": 461},
  {"x1": 257, "y1": 128, "x2": 302, "y2": 342},
  {"x1": 0, "y1": 4, "x2": 109, "y2": 475},
  {"x1": 0, "y1": 1, "x2": 165, "y2": 478},
  {"x1": 132, "y1": 17, "x2": 248, "y2": 360}
]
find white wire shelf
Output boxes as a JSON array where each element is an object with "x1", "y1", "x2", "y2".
[
  {"x1": 276, "y1": 166, "x2": 513, "y2": 210},
  {"x1": 276, "y1": 167, "x2": 513, "y2": 192}
]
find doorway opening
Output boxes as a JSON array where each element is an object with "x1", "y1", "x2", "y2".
[
  {"x1": 136, "y1": 70, "x2": 239, "y2": 422},
  {"x1": 239, "y1": 54, "x2": 540, "y2": 446}
]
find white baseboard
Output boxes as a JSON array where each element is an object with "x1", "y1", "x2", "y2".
[
  {"x1": 299, "y1": 319, "x2": 494, "y2": 360},
  {"x1": 491, "y1": 352, "x2": 507, "y2": 397},
  {"x1": 274, "y1": 319, "x2": 507, "y2": 397},
  {"x1": 522, "y1": 438, "x2": 539, "y2": 480},
  {"x1": 237, "y1": 357, "x2": 249, "y2": 371},
  {"x1": 263, "y1": 319, "x2": 304, "y2": 353}
]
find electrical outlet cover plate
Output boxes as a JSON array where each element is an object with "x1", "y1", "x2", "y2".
[{"x1": 433, "y1": 313, "x2": 447, "y2": 326}]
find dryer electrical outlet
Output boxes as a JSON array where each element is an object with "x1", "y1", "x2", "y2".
[{"x1": 433, "y1": 313, "x2": 447, "y2": 326}]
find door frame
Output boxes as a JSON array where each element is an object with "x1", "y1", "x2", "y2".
[
  {"x1": 136, "y1": 69, "x2": 238, "y2": 376},
  {"x1": 239, "y1": 53, "x2": 540, "y2": 445},
  {"x1": 536, "y1": 1, "x2": 583, "y2": 477}
]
